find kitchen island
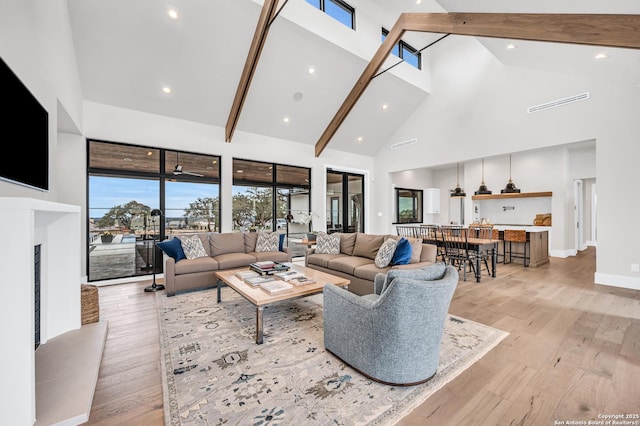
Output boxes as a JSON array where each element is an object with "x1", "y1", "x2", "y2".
[{"x1": 492, "y1": 225, "x2": 550, "y2": 267}]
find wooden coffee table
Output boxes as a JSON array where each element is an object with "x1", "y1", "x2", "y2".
[{"x1": 215, "y1": 265, "x2": 349, "y2": 344}]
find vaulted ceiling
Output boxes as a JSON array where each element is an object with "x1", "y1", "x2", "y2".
[{"x1": 67, "y1": 0, "x2": 640, "y2": 157}]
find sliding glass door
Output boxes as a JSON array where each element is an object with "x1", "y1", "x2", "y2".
[{"x1": 326, "y1": 170, "x2": 364, "y2": 233}]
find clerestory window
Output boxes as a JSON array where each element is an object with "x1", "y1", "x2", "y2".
[
  {"x1": 306, "y1": 0, "x2": 355, "y2": 30},
  {"x1": 382, "y1": 28, "x2": 422, "y2": 70}
]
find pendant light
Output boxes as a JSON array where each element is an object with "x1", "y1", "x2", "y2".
[
  {"x1": 474, "y1": 158, "x2": 492, "y2": 195},
  {"x1": 450, "y1": 163, "x2": 466, "y2": 197},
  {"x1": 501, "y1": 154, "x2": 520, "y2": 193}
]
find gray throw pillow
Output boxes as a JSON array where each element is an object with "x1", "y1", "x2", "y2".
[
  {"x1": 179, "y1": 234, "x2": 208, "y2": 259},
  {"x1": 315, "y1": 232, "x2": 340, "y2": 254},
  {"x1": 375, "y1": 238, "x2": 398, "y2": 268},
  {"x1": 255, "y1": 231, "x2": 279, "y2": 252}
]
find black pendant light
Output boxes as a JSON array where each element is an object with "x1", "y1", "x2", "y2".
[
  {"x1": 501, "y1": 154, "x2": 521, "y2": 193},
  {"x1": 474, "y1": 158, "x2": 492, "y2": 195},
  {"x1": 450, "y1": 163, "x2": 466, "y2": 197}
]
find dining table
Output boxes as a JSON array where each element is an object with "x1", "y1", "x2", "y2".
[{"x1": 422, "y1": 237, "x2": 499, "y2": 283}]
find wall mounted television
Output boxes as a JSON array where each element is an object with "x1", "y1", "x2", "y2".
[{"x1": 0, "y1": 57, "x2": 49, "y2": 192}]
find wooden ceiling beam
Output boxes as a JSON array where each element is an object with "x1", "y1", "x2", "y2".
[
  {"x1": 225, "y1": 0, "x2": 280, "y2": 143},
  {"x1": 314, "y1": 13, "x2": 640, "y2": 157}
]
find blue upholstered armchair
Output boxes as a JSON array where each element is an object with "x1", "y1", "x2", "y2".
[{"x1": 323, "y1": 263, "x2": 458, "y2": 386}]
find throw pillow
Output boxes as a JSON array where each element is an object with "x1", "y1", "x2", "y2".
[
  {"x1": 157, "y1": 237, "x2": 187, "y2": 262},
  {"x1": 374, "y1": 238, "x2": 398, "y2": 268},
  {"x1": 406, "y1": 237, "x2": 423, "y2": 263},
  {"x1": 255, "y1": 231, "x2": 280, "y2": 252},
  {"x1": 391, "y1": 237, "x2": 412, "y2": 265},
  {"x1": 179, "y1": 234, "x2": 208, "y2": 259},
  {"x1": 315, "y1": 231, "x2": 340, "y2": 254}
]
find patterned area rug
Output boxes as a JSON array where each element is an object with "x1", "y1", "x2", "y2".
[{"x1": 158, "y1": 287, "x2": 508, "y2": 426}]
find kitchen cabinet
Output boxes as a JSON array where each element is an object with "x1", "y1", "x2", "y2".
[
  {"x1": 424, "y1": 188, "x2": 440, "y2": 214},
  {"x1": 529, "y1": 230, "x2": 549, "y2": 267}
]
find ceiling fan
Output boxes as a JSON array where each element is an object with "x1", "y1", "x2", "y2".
[{"x1": 173, "y1": 152, "x2": 203, "y2": 177}]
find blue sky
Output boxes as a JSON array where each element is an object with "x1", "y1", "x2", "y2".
[{"x1": 89, "y1": 176, "x2": 219, "y2": 219}]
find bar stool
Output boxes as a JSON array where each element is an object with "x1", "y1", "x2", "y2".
[{"x1": 503, "y1": 229, "x2": 529, "y2": 267}]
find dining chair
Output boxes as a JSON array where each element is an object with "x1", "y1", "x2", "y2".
[
  {"x1": 420, "y1": 224, "x2": 445, "y2": 262},
  {"x1": 469, "y1": 225, "x2": 493, "y2": 276},
  {"x1": 396, "y1": 225, "x2": 418, "y2": 239},
  {"x1": 440, "y1": 226, "x2": 476, "y2": 281}
]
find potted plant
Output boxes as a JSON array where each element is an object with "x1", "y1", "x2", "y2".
[{"x1": 101, "y1": 232, "x2": 114, "y2": 243}]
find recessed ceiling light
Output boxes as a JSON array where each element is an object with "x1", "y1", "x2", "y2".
[
  {"x1": 167, "y1": 9, "x2": 179, "y2": 20},
  {"x1": 416, "y1": 0, "x2": 422, "y2": 4},
  {"x1": 147, "y1": 151, "x2": 153, "y2": 156},
  {"x1": 506, "y1": 44, "x2": 517, "y2": 50},
  {"x1": 162, "y1": 86, "x2": 172, "y2": 94},
  {"x1": 237, "y1": 170, "x2": 243, "y2": 173},
  {"x1": 356, "y1": 136, "x2": 363, "y2": 143},
  {"x1": 381, "y1": 104, "x2": 388, "y2": 110},
  {"x1": 283, "y1": 116, "x2": 290, "y2": 123},
  {"x1": 308, "y1": 67, "x2": 316, "y2": 75},
  {"x1": 123, "y1": 157, "x2": 132, "y2": 162},
  {"x1": 595, "y1": 53, "x2": 607, "y2": 60}
]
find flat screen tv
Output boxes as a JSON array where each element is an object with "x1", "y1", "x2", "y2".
[{"x1": 0, "y1": 57, "x2": 49, "y2": 191}]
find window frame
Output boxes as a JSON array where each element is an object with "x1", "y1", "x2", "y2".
[
  {"x1": 381, "y1": 28, "x2": 422, "y2": 70},
  {"x1": 306, "y1": 0, "x2": 356, "y2": 30},
  {"x1": 393, "y1": 187, "x2": 424, "y2": 224}
]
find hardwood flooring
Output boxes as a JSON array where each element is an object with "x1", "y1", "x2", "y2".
[{"x1": 85, "y1": 248, "x2": 640, "y2": 425}]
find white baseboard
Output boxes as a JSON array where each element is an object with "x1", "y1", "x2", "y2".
[
  {"x1": 586, "y1": 240, "x2": 597, "y2": 247},
  {"x1": 550, "y1": 249, "x2": 577, "y2": 258},
  {"x1": 594, "y1": 273, "x2": 640, "y2": 291}
]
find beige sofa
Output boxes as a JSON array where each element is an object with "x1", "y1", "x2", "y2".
[
  {"x1": 305, "y1": 232, "x2": 438, "y2": 295},
  {"x1": 163, "y1": 232, "x2": 291, "y2": 296}
]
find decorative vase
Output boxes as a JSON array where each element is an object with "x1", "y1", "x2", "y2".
[{"x1": 101, "y1": 234, "x2": 114, "y2": 243}]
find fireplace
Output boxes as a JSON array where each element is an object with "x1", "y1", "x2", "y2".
[{"x1": 0, "y1": 198, "x2": 82, "y2": 425}]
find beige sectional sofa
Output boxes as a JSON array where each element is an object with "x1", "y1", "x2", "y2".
[
  {"x1": 305, "y1": 232, "x2": 438, "y2": 295},
  {"x1": 163, "y1": 232, "x2": 291, "y2": 296}
]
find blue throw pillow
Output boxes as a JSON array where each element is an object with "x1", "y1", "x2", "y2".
[
  {"x1": 157, "y1": 237, "x2": 186, "y2": 262},
  {"x1": 391, "y1": 237, "x2": 412, "y2": 265},
  {"x1": 278, "y1": 233, "x2": 285, "y2": 252}
]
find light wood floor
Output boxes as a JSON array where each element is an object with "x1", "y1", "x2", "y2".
[{"x1": 85, "y1": 248, "x2": 640, "y2": 425}]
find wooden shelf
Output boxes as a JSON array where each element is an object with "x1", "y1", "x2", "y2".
[{"x1": 471, "y1": 191, "x2": 552, "y2": 200}]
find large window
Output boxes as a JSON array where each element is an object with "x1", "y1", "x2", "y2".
[
  {"x1": 232, "y1": 159, "x2": 311, "y2": 257},
  {"x1": 394, "y1": 188, "x2": 423, "y2": 224},
  {"x1": 306, "y1": 0, "x2": 355, "y2": 29},
  {"x1": 87, "y1": 140, "x2": 220, "y2": 282},
  {"x1": 382, "y1": 28, "x2": 421, "y2": 69}
]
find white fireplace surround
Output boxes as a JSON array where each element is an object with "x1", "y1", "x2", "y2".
[{"x1": 0, "y1": 197, "x2": 81, "y2": 425}]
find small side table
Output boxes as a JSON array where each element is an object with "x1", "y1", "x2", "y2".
[{"x1": 295, "y1": 239, "x2": 316, "y2": 248}]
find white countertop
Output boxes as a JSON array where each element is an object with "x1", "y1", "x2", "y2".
[{"x1": 492, "y1": 225, "x2": 551, "y2": 232}]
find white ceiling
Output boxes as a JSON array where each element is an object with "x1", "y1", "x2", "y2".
[{"x1": 67, "y1": 0, "x2": 640, "y2": 157}]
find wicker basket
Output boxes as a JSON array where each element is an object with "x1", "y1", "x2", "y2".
[{"x1": 81, "y1": 284, "x2": 100, "y2": 325}]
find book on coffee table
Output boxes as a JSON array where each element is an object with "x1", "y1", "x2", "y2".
[
  {"x1": 244, "y1": 275, "x2": 275, "y2": 287},
  {"x1": 235, "y1": 270, "x2": 260, "y2": 280},
  {"x1": 273, "y1": 270, "x2": 305, "y2": 281},
  {"x1": 260, "y1": 280, "x2": 293, "y2": 294},
  {"x1": 249, "y1": 261, "x2": 290, "y2": 275},
  {"x1": 288, "y1": 276, "x2": 316, "y2": 286}
]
